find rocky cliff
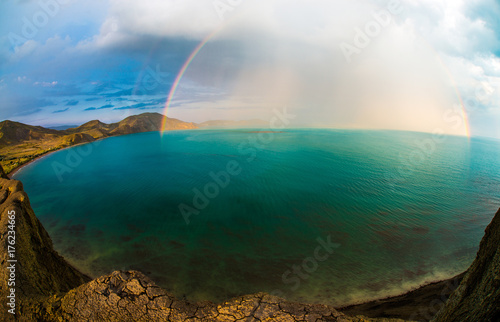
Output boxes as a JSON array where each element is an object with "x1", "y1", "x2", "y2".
[
  {"x1": 0, "y1": 177, "x2": 90, "y2": 319},
  {"x1": 432, "y1": 208, "x2": 500, "y2": 322},
  {"x1": 340, "y1": 273, "x2": 465, "y2": 321}
]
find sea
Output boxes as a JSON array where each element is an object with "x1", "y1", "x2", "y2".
[{"x1": 13, "y1": 129, "x2": 500, "y2": 306}]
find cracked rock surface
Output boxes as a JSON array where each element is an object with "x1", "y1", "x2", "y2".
[{"x1": 23, "y1": 270, "x2": 405, "y2": 322}]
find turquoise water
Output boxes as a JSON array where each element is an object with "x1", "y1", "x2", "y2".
[{"x1": 13, "y1": 130, "x2": 500, "y2": 305}]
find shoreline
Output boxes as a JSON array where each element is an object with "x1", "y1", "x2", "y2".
[
  {"x1": 8, "y1": 140, "x2": 96, "y2": 178},
  {"x1": 338, "y1": 272, "x2": 466, "y2": 320},
  {"x1": 57, "y1": 238, "x2": 465, "y2": 308},
  {"x1": 7, "y1": 129, "x2": 175, "y2": 178},
  {"x1": 9, "y1": 150, "x2": 56, "y2": 178},
  {"x1": 50, "y1": 235, "x2": 466, "y2": 320},
  {"x1": 52, "y1": 245, "x2": 468, "y2": 321}
]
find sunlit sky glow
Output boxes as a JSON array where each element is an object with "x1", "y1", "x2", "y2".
[{"x1": 1, "y1": 0, "x2": 499, "y2": 138}]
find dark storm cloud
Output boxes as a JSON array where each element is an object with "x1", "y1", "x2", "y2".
[
  {"x1": 65, "y1": 100, "x2": 79, "y2": 106},
  {"x1": 53, "y1": 107, "x2": 70, "y2": 113}
]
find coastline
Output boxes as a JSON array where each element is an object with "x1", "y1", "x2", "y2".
[
  {"x1": 8, "y1": 140, "x2": 95, "y2": 178},
  {"x1": 56, "y1": 236, "x2": 465, "y2": 311},
  {"x1": 8, "y1": 150, "x2": 55, "y2": 178},
  {"x1": 338, "y1": 273, "x2": 465, "y2": 320},
  {"x1": 57, "y1": 238, "x2": 465, "y2": 315},
  {"x1": 1, "y1": 113, "x2": 198, "y2": 178},
  {"x1": 7, "y1": 129, "x2": 176, "y2": 178}
]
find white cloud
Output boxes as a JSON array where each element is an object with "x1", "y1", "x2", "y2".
[
  {"x1": 33, "y1": 81, "x2": 58, "y2": 87},
  {"x1": 79, "y1": 0, "x2": 388, "y2": 50},
  {"x1": 11, "y1": 40, "x2": 39, "y2": 60},
  {"x1": 15, "y1": 76, "x2": 28, "y2": 83},
  {"x1": 75, "y1": 0, "x2": 497, "y2": 136},
  {"x1": 393, "y1": 0, "x2": 500, "y2": 136},
  {"x1": 3, "y1": 0, "x2": 500, "y2": 137}
]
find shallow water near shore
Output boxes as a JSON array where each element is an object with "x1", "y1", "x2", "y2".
[{"x1": 13, "y1": 129, "x2": 500, "y2": 305}]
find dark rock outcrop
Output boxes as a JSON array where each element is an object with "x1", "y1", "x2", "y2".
[
  {"x1": 0, "y1": 177, "x2": 90, "y2": 319},
  {"x1": 0, "y1": 165, "x2": 8, "y2": 179},
  {"x1": 432, "y1": 209, "x2": 500, "y2": 322},
  {"x1": 340, "y1": 273, "x2": 465, "y2": 321}
]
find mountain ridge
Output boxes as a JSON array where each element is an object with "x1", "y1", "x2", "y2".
[
  {"x1": 0, "y1": 113, "x2": 197, "y2": 174},
  {"x1": 0, "y1": 113, "x2": 274, "y2": 174}
]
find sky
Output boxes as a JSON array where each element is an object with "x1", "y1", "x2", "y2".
[{"x1": 0, "y1": 0, "x2": 499, "y2": 138}]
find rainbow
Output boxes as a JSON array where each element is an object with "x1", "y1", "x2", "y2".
[
  {"x1": 160, "y1": 27, "x2": 223, "y2": 134},
  {"x1": 410, "y1": 33, "x2": 471, "y2": 138},
  {"x1": 433, "y1": 53, "x2": 471, "y2": 138},
  {"x1": 160, "y1": 22, "x2": 471, "y2": 138}
]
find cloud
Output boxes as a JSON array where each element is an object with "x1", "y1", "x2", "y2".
[
  {"x1": 15, "y1": 76, "x2": 28, "y2": 83},
  {"x1": 113, "y1": 98, "x2": 166, "y2": 110},
  {"x1": 76, "y1": 0, "x2": 221, "y2": 50},
  {"x1": 10, "y1": 40, "x2": 39, "y2": 61},
  {"x1": 65, "y1": 99, "x2": 79, "y2": 106},
  {"x1": 98, "y1": 104, "x2": 114, "y2": 109},
  {"x1": 53, "y1": 107, "x2": 70, "y2": 113},
  {"x1": 0, "y1": 96, "x2": 55, "y2": 119},
  {"x1": 84, "y1": 104, "x2": 115, "y2": 111},
  {"x1": 13, "y1": 108, "x2": 43, "y2": 117},
  {"x1": 34, "y1": 81, "x2": 58, "y2": 87},
  {"x1": 1, "y1": 0, "x2": 499, "y2": 137},
  {"x1": 105, "y1": 88, "x2": 133, "y2": 97},
  {"x1": 114, "y1": 102, "x2": 151, "y2": 110}
]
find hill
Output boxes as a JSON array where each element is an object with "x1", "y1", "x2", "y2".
[
  {"x1": 0, "y1": 120, "x2": 61, "y2": 147},
  {"x1": 0, "y1": 113, "x2": 197, "y2": 174},
  {"x1": 0, "y1": 114, "x2": 280, "y2": 174},
  {"x1": 64, "y1": 113, "x2": 197, "y2": 138}
]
